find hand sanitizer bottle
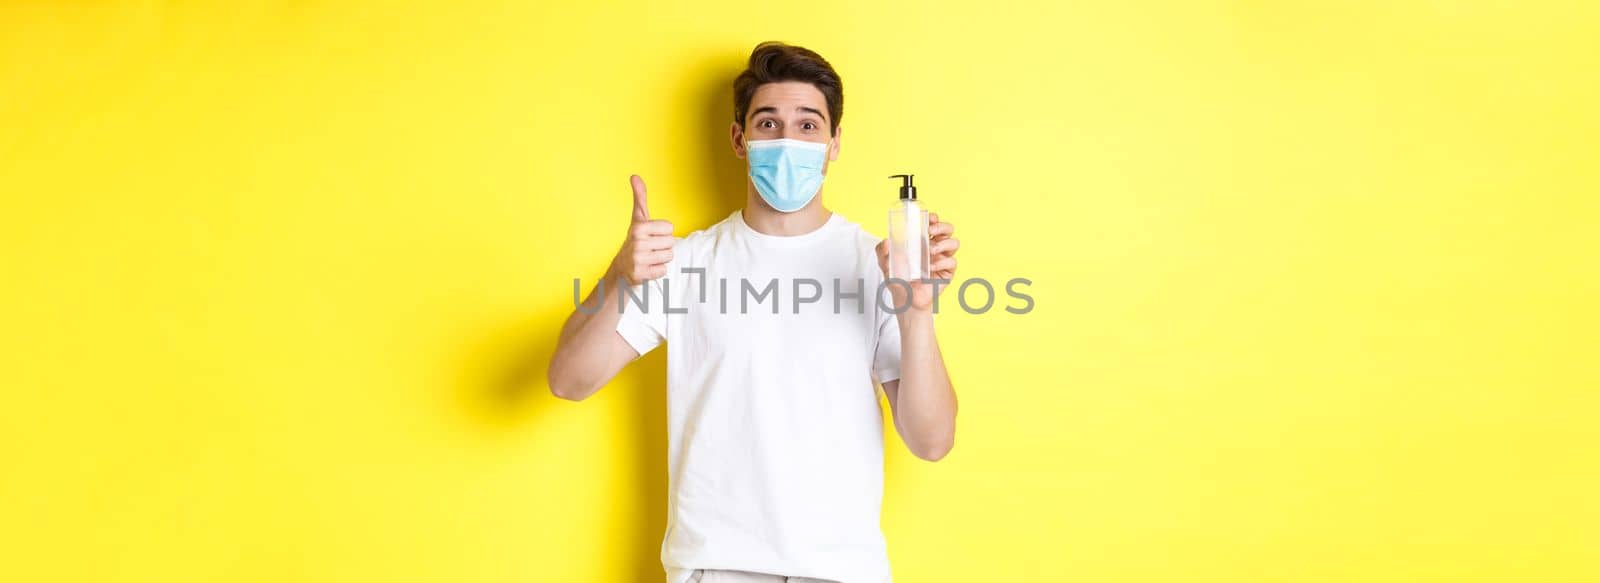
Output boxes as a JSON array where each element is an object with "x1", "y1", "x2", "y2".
[{"x1": 887, "y1": 174, "x2": 929, "y2": 281}]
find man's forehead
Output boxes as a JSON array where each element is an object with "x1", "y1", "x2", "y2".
[{"x1": 749, "y1": 82, "x2": 827, "y2": 115}]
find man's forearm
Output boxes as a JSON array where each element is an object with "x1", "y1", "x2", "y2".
[
  {"x1": 894, "y1": 309, "x2": 958, "y2": 460},
  {"x1": 548, "y1": 268, "x2": 626, "y2": 399}
]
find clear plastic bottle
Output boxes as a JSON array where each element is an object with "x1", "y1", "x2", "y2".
[{"x1": 887, "y1": 174, "x2": 930, "y2": 281}]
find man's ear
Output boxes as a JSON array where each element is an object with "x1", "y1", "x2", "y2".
[
  {"x1": 730, "y1": 121, "x2": 747, "y2": 159},
  {"x1": 828, "y1": 126, "x2": 841, "y2": 162}
]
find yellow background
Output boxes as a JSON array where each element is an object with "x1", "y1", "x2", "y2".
[{"x1": 3, "y1": 1, "x2": 1597, "y2": 581}]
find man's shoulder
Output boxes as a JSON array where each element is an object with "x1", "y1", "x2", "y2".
[
  {"x1": 829, "y1": 212, "x2": 884, "y2": 252},
  {"x1": 675, "y1": 211, "x2": 741, "y2": 250}
]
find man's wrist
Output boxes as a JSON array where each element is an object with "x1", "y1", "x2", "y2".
[
  {"x1": 603, "y1": 258, "x2": 628, "y2": 286},
  {"x1": 896, "y1": 306, "x2": 935, "y2": 331}
]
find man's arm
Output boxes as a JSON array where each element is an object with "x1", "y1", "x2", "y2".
[
  {"x1": 547, "y1": 269, "x2": 643, "y2": 401},
  {"x1": 547, "y1": 175, "x2": 673, "y2": 401},
  {"x1": 877, "y1": 213, "x2": 961, "y2": 461},
  {"x1": 881, "y1": 309, "x2": 956, "y2": 460}
]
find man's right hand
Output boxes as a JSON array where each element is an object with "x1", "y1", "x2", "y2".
[{"x1": 612, "y1": 174, "x2": 675, "y2": 286}]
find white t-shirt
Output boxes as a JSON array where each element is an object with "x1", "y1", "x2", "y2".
[{"x1": 615, "y1": 210, "x2": 902, "y2": 583}]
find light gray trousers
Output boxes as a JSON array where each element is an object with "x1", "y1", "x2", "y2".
[{"x1": 690, "y1": 569, "x2": 840, "y2": 583}]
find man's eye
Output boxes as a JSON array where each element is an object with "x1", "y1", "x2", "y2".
[
  {"x1": 802, "y1": 122, "x2": 816, "y2": 130},
  {"x1": 760, "y1": 120, "x2": 777, "y2": 129}
]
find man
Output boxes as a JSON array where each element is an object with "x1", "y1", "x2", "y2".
[{"x1": 547, "y1": 42, "x2": 960, "y2": 583}]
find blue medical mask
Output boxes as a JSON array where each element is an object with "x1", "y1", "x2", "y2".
[{"x1": 746, "y1": 138, "x2": 828, "y2": 213}]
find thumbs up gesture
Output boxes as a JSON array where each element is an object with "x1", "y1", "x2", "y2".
[{"x1": 611, "y1": 175, "x2": 675, "y2": 286}]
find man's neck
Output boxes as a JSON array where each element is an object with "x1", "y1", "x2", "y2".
[{"x1": 741, "y1": 189, "x2": 832, "y2": 236}]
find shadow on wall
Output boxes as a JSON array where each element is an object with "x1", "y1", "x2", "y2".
[
  {"x1": 695, "y1": 50, "x2": 751, "y2": 215},
  {"x1": 458, "y1": 308, "x2": 669, "y2": 581},
  {"x1": 453, "y1": 51, "x2": 750, "y2": 581}
]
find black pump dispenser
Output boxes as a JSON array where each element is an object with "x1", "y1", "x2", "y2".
[{"x1": 889, "y1": 174, "x2": 917, "y2": 201}]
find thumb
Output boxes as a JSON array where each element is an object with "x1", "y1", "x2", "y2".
[{"x1": 630, "y1": 174, "x2": 649, "y2": 222}]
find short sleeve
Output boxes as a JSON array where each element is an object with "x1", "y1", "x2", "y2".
[
  {"x1": 871, "y1": 307, "x2": 902, "y2": 384},
  {"x1": 615, "y1": 276, "x2": 667, "y2": 357}
]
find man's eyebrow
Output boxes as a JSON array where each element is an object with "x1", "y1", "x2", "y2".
[{"x1": 748, "y1": 105, "x2": 828, "y2": 121}]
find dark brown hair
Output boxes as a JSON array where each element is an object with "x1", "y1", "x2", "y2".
[{"x1": 733, "y1": 42, "x2": 843, "y2": 135}]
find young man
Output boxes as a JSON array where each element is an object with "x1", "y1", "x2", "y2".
[{"x1": 547, "y1": 42, "x2": 960, "y2": 583}]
